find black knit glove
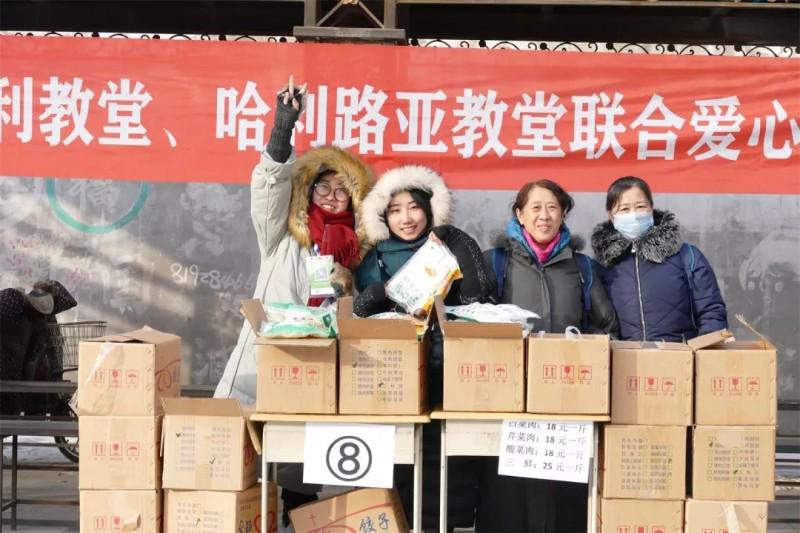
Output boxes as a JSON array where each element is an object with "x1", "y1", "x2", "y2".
[{"x1": 265, "y1": 88, "x2": 303, "y2": 163}]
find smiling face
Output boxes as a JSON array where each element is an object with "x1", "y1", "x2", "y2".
[
  {"x1": 386, "y1": 191, "x2": 428, "y2": 241},
  {"x1": 311, "y1": 172, "x2": 350, "y2": 214},
  {"x1": 515, "y1": 185, "x2": 564, "y2": 244}
]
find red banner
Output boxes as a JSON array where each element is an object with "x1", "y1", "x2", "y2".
[{"x1": 1, "y1": 36, "x2": 798, "y2": 193}]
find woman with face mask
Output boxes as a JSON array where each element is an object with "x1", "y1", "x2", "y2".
[
  {"x1": 354, "y1": 165, "x2": 494, "y2": 532},
  {"x1": 476, "y1": 179, "x2": 617, "y2": 533},
  {"x1": 591, "y1": 176, "x2": 728, "y2": 342}
]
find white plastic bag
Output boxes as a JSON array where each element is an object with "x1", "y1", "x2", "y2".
[
  {"x1": 445, "y1": 302, "x2": 540, "y2": 336},
  {"x1": 259, "y1": 302, "x2": 337, "y2": 338},
  {"x1": 385, "y1": 238, "x2": 462, "y2": 319}
]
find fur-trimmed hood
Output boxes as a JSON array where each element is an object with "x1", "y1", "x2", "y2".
[
  {"x1": 591, "y1": 209, "x2": 681, "y2": 267},
  {"x1": 287, "y1": 145, "x2": 374, "y2": 249},
  {"x1": 359, "y1": 165, "x2": 453, "y2": 245}
]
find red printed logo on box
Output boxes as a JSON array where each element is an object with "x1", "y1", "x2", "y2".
[
  {"x1": 543, "y1": 365, "x2": 556, "y2": 379},
  {"x1": 747, "y1": 377, "x2": 760, "y2": 392},
  {"x1": 712, "y1": 377, "x2": 725, "y2": 392},
  {"x1": 578, "y1": 366, "x2": 592, "y2": 381},
  {"x1": 110, "y1": 369, "x2": 121, "y2": 387},
  {"x1": 110, "y1": 441, "x2": 122, "y2": 458},
  {"x1": 653, "y1": 527, "x2": 665, "y2": 533},
  {"x1": 645, "y1": 376, "x2": 658, "y2": 392},
  {"x1": 125, "y1": 370, "x2": 139, "y2": 387},
  {"x1": 729, "y1": 376, "x2": 742, "y2": 394},
  {"x1": 289, "y1": 366, "x2": 302, "y2": 380},
  {"x1": 92, "y1": 442, "x2": 106, "y2": 457},
  {"x1": 662, "y1": 377, "x2": 676, "y2": 393},
  {"x1": 627, "y1": 376, "x2": 640, "y2": 392},
  {"x1": 494, "y1": 364, "x2": 508, "y2": 380},
  {"x1": 617, "y1": 528, "x2": 629, "y2": 533},
  {"x1": 561, "y1": 365, "x2": 574, "y2": 381},
  {"x1": 126, "y1": 441, "x2": 140, "y2": 458},
  {"x1": 306, "y1": 366, "x2": 320, "y2": 382},
  {"x1": 94, "y1": 516, "x2": 107, "y2": 530},
  {"x1": 702, "y1": 529, "x2": 714, "y2": 533},
  {"x1": 92, "y1": 369, "x2": 106, "y2": 385},
  {"x1": 111, "y1": 516, "x2": 122, "y2": 530},
  {"x1": 271, "y1": 366, "x2": 285, "y2": 380},
  {"x1": 458, "y1": 363, "x2": 472, "y2": 378},
  {"x1": 476, "y1": 363, "x2": 490, "y2": 379},
  {"x1": 636, "y1": 527, "x2": 648, "y2": 533}
]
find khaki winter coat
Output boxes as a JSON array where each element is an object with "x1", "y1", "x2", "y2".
[{"x1": 215, "y1": 146, "x2": 373, "y2": 404}]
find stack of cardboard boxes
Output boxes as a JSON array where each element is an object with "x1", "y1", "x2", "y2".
[
  {"x1": 600, "y1": 341, "x2": 693, "y2": 532},
  {"x1": 77, "y1": 327, "x2": 181, "y2": 533},
  {"x1": 684, "y1": 328, "x2": 776, "y2": 532},
  {"x1": 247, "y1": 297, "x2": 414, "y2": 531},
  {"x1": 161, "y1": 397, "x2": 267, "y2": 532}
]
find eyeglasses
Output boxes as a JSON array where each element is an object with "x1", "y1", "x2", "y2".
[{"x1": 314, "y1": 181, "x2": 349, "y2": 202}]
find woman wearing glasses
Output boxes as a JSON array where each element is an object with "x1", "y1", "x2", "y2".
[{"x1": 214, "y1": 76, "x2": 375, "y2": 522}]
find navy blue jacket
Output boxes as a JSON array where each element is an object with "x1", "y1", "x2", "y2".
[{"x1": 591, "y1": 210, "x2": 728, "y2": 342}]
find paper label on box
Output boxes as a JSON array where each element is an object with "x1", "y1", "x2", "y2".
[
  {"x1": 498, "y1": 420, "x2": 593, "y2": 483},
  {"x1": 303, "y1": 423, "x2": 395, "y2": 488},
  {"x1": 307, "y1": 255, "x2": 335, "y2": 297}
]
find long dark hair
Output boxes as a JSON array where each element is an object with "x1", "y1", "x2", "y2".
[
  {"x1": 513, "y1": 179, "x2": 574, "y2": 216},
  {"x1": 606, "y1": 176, "x2": 654, "y2": 212}
]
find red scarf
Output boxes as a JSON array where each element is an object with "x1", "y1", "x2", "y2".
[
  {"x1": 307, "y1": 203, "x2": 359, "y2": 267},
  {"x1": 307, "y1": 204, "x2": 359, "y2": 307}
]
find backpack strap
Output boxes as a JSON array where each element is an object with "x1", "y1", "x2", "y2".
[
  {"x1": 576, "y1": 253, "x2": 593, "y2": 332},
  {"x1": 679, "y1": 243, "x2": 697, "y2": 328},
  {"x1": 680, "y1": 243, "x2": 696, "y2": 292},
  {"x1": 491, "y1": 247, "x2": 510, "y2": 300}
]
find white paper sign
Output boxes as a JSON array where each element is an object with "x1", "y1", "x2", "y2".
[
  {"x1": 498, "y1": 419, "x2": 594, "y2": 483},
  {"x1": 303, "y1": 423, "x2": 395, "y2": 488}
]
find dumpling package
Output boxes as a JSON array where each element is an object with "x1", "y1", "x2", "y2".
[
  {"x1": 258, "y1": 302, "x2": 337, "y2": 338},
  {"x1": 385, "y1": 238, "x2": 462, "y2": 319}
]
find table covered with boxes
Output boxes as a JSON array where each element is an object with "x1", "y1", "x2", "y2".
[{"x1": 71, "y1": 301, "x2": 778, "y2": 533}]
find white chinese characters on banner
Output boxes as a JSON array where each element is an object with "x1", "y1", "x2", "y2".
[
  {"x1": 498, "y1": 420, "x2": 594, "y2": 484},
  {"x1": 2, "y1": 75, "x2": 799, "y2": 162}
]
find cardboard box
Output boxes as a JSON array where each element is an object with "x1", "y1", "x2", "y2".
[
  {"x1": 165, "y1": 483, "x2": 277, "y2": 533},
  {"x1": 337, "y1": 297, "x2": 428, "y2": 415},
  {"x1": 601, "y1": 425, "x2": 687, "y2": 500},
  {"x1": 611, "y1": 341, "x2": 693, "y2": 426},
  {"x1": 528, "y1": 333, "x2": 610, "y2": 415},
  {"x1": 290, "y1": 488, "x2": 407, "y2": 533},
  {"x1": 79, "y1": 416, "x2": 162, "y2": 490},
  {"x1": 80, "y1": 490, "x2": 162, "y2": 532},
  {"x1": 684, "y1": 499, "x2": 768, "y2": 533},
  {"x1": 78, "y1": 327, "x2": 181, "y2": 416},
  {"x1": 240, "y1": 299, "x2": 337, "y2": 414},
  {"x1": 436, "y1": 298, "x2": 525, "y2": 412},
  {"x1": 688, "y1": 327, "x2": 777, "y2": 426},
  {"x1": 161, "y1": 398, "x2": 259, "y2": 491},
  {"x1": 600, "y1": 499, "x2": 683, "y2": 533},
  {"x1": 692, "y1": 425, "x2": 775, "y2": 501}
]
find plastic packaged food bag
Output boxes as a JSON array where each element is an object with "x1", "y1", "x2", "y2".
[
  {"x1": 259, "y1": 302, "x2": 337, "y2": 338},
  {"x1": 445, "y1": 302, "x2": 540, "y2": 337},
  {"x1": 385, "y1": 238, "x2": 462, "y2": 319},
  {"x1": 367, "y1": 311, "x2": 429, "y2": 338}
]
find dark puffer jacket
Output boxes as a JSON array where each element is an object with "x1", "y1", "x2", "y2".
[
  {"x1": 484, "y1": 220, "x2": 618, "y2": 335},
  {"x1": 591, "y1": 209, "x2": 728, "y2": 342}
]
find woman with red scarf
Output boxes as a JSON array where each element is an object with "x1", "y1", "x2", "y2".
[{"x1": 214, "y1": 77, "x2": 374, "y2": 520}]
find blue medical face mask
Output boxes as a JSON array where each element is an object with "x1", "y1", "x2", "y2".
[{"x1": 613, "y1": 211, "x2": 654, "y2": 241}]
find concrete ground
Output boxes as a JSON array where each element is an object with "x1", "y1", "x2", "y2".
[{"x1": 2, "y1": 437, "x2": 798, "y2": 532}]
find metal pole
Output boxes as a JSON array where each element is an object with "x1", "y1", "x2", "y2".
[
  {"x1": 412, "y1": 423, "x2": 423, "y2": 533},
  {"x1": 439, "y1": 420, "x2": 448, "y2": 533},
  {"x1": 10, "y1": 437, "x2": 16, "y2": 530},
  {"x1": 262, "y1": 423, "x2": 268, "y2": 533}
]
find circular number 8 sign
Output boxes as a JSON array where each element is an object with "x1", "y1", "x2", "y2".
[{"x1": 325, "y1": 436, "x2": 373, "y2": 482}]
